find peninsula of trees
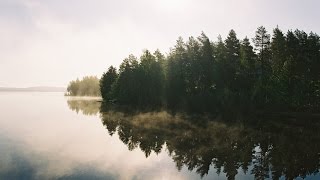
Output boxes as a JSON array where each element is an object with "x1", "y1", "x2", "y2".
[
  {"x1": 66, "y1": 76, "x2": 100, "y2": 96},
  {"x1": 100, "y1": 26, "x2": 320, "y2": 113}
]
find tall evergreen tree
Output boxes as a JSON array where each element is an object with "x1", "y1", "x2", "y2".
[
  {"x1": 100, "y1": 66, "x2": 118, "y2": 100},
  {"x1": 253, "y1": 26, "x2": 271, "y2": 79},
  {"x1": 139, "y1": 50, "x2": 165, "y2": 107},
  {"x1": 113, "y1": 55, "x2": 140, "y2": 106},
  {"x1": 268, "y1": 27, "x2": 288, "y2": 106},
  {"x1": 253, "y1": 26, "x2": 271, "y2": 104},
  {"x1": 240, "y1": 37, "x2": 256, "y2": 75},
  {"x1": 239, "y1": 37, "x2": 257, "y2": 102},
  {"x1": 271, "y1": 27, "x2": 286, "y2": 74},
  {"x1": 198, "y1": 32, "x2": 215, "y2": 91},
  {"x1": 225, "y1": 29, "x2": 241, "y2": 89},
  {"x1": 185, "y1": 36, "x2": 201, "y2": 95},
  {"x1": 166, "y1": 37, "x2": 188, "y2": 109},
  {"x1": 214, "y1": 35, "x2": 227, "y2": 89}
]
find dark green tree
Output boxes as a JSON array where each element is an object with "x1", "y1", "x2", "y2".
[
  {"x1": 225, "y1": 29, "x2": 241, "y2": 88},
  {"x1": 253, "y1": 26, "x2": 271, "y2": 105},
  {"x1": 267, "y1": 27, "x2": 289, "y2": 106},
  {"x1": 138, "y1": 50, "x2": 165, "y2": 107},
  {"x1": 113, "y1": 55, "x2": 140, "y2": 106},
  {"x1": 239, "y1": 37, "x2": 257, "y2": 104},
  {"x1": 166, "y1": 37, "x2": 188, "y2": 110},
  {"x1": 213, "y1": 35, "x2": 228, "y2": 103},
  {"x1": 100, "y1": 66, "x2": 118, "y2": 101},
  {"x1": 271, "y1": 27, "x2": 287, "y2": 74},
  {"x1": 253, "y1": 26, "x2": 271, "y2": 79},
  {"x1": 217, "y1": 30, "x2": 241, "y2": 109}
]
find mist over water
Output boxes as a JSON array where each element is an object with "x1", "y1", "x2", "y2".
[{"x1": 0, "y1": 92, "x2": 319, "y2": 180}]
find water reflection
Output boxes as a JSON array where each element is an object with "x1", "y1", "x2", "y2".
[
  {"x1": 64, "y1": 98, "x2": 320, "y2": 179},
  {"x1": 66, "y1": 97, "x2": 101, "y2": 116},
  {"x1": 0, "y1": 135, "x2": 117, "y2": 180},
  {"x1": 99, "y1": 109, "x2": 320, "y2": 180}
]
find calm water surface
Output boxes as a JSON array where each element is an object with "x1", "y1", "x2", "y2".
[{"x1": 0, "y1": 92, "x2": 319, "y2": 180}]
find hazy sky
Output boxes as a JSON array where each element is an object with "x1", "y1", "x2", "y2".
[{"x1": 1, "y1": 0, "x2": 319, "y2": 87}]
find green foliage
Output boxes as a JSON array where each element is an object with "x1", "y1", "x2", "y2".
[
  {"x1": 108, "y1": 51, "x2": 165, "y2": 108},
  {"x1": 100, "y1": 26, "x2": 320, "y2": 113},
  {"x1": 166, "y1": 37, "x2": 188, "y2": 110},
  {"x1": 238, "y1": 37, "x2": 257, "y2": 105},
  {"x1": 252, "y1": 26, "x2": 272, "y2": 106},
  {"x1": 66, "y1": 76, "x2": 100, "y2": 96},
  {"x1": 100, "y1": 66, "x2": 118, "y2": 100},
  {"x1": 271, "y1": 27, "x2": 286, "y2": 74},
  {"x1": 113, "y1": 54, "x2": 140, "y2": 106}
]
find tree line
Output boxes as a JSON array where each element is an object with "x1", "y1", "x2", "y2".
[
  {"x1": 100, "y1": 26, "x2": 320, "y2": 113},
  {"x1": 66, "y1": 76, "x2": 100, "y2": 96}
]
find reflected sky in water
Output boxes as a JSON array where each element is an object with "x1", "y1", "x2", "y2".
[{"x1": 0, "y1": 92, "x2": 319, "y2": 180}]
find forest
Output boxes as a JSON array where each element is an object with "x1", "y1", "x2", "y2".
[
  {"x1": 66, "y1": 76, "x2": 100, "y2": 96},
  {"x1": 100, "y1": 26, "x2": 320, "y2": 113}
]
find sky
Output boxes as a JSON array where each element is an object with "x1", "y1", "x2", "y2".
[{"x1": 0, "y1": 0, "x2": 319, "y2": 87}]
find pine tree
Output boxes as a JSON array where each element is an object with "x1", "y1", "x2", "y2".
[
  {"x1": 253, "y1": 26, "x2": 271, "y2": 104},
  {"x1": 253, "y1": 26, "x2": 271, "y2": 79},
  {"x1": 271, "y1": 27, "x2": 286, "y2": 74},
  {"x1": 225, "y1": 29, "x2": 241, "y2": 91},
  {"x1": 239, "y1": 37, "x2": 257, "y2": 98},
  {"x1": 100, "y1": 66, "x2": 118, "y2": 100}
]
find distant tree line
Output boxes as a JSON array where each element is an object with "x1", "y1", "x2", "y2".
[
  {"x1": 100, "y1": 26, "x2": 320, "y2": 113},
  {"x1": 66, "y1": 76, "x2": 100, "y2": 96}
]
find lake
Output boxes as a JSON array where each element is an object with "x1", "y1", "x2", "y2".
[{"x1": 0, "y1": 92, "x2": 319, "y2": 180}]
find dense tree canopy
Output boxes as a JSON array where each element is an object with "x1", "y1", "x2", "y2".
[{"x1": 100, "y1": 26, "x2": 320, "y2": 113}]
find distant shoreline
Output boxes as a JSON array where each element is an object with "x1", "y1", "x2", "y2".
[
  {"x1": 66, "y1": 96, "x2": 102, "y2": 100},
  {"x1": 0, "y1": 87, "x2": 66, "y2": 92}
]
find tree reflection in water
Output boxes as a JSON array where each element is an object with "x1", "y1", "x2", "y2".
[
  {"x1": 100, "y1": 109, "x2": 320, "y2": 180},
  {"x1": 66, "y1": 100, "x2": 320, "y2": 179},
  {"x1": 66, "y1": 98, "x2": 101, "y2": 116}
]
